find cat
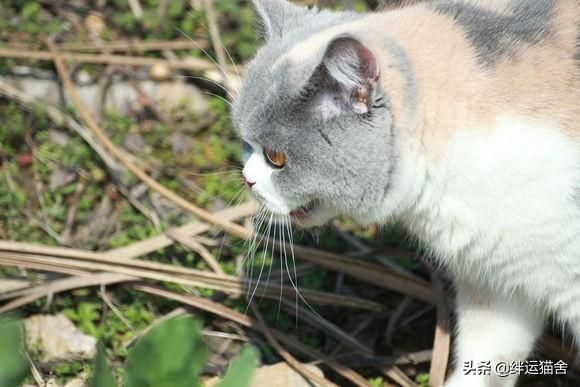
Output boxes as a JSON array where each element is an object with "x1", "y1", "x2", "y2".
[{"x1": 231, "y1": 0, "x2": 580, "y2": 386}]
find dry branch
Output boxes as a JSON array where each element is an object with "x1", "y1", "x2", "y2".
[
  {"x1": 0, "y1": 247, "x2": 381, "y2": 311},
  {"x1": 250, "y1": 301, "x2": 342, "y2": 387},
  {"x1": 55, "y1": 39, "x2": 208, "y2": 52},
  {"x1": 428, "y1": 268, "x2": 451, "y2": 386},
  {"x1": 0, "y1": 273, "x2": 133, "y2": 314},
  {"x1": 0, "y1": 48, "x2": 237, "y2": 73},
  {"x1": 0, "y1": 203, "x2": 254, "y2": 311},
  {"x1": 166, "y1": 229, "x2": 225, "y2": 275},
  {"x1": 109, "y1": 201, "x2": 256, "y2": 259}
]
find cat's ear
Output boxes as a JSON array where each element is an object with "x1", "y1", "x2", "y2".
[
  {"x1": 311, "y1": 35, "x2": 380, "y2": 119},
  {"x1": 252, "y1": 0, "x2": 306, "y2": 39}
]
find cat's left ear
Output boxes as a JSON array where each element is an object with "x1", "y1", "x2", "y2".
[
  {"x1": 310, "y1": 35, "x2": 380, "y2": 119},
  {"x1": 252, "y1": 0, "x2": 307, "y2": 40}
]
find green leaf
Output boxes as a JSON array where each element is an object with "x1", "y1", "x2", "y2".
[
  {"x1": 0, "y1": 320, "x2": 29, "y2": 387},
  {"x1": 415, "y1": 372, "x2": 430, "y2": 386},
  {"x1": 91, "y1": 343, "x2": 117, "y2": 387},
  {"x1": 218, "y1": 346, "x2": 258, "y2": 387},
  {"x1": 125, "y1": 317, "x2": 208, "y2": 387}
]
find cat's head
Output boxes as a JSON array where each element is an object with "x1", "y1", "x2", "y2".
[{"x1": 232, "y1": 0, "x2": 396, "y2": 227}]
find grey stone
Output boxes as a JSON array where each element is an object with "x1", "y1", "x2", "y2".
[{"x1": 24, "y1": 314, "x2": 97, "y2": 362}]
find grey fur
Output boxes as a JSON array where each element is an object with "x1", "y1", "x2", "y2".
[
  {"x1": 252, "y1": 0, "x2": 307, "y2": 39},
  {"x1": 434, "y1": 0, "x2": 555, "y2": 68},
  {"x1": 232, "y1": 2, "x2": 399, "y2": 216}
]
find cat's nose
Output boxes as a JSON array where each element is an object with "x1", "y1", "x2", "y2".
[{"x1": 243, "y1": 175, "x2": 256, "y2": 188}]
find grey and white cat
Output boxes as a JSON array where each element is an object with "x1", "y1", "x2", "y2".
[{"x1": 231, "y1": 0, "x2": 580, "y2": 386}]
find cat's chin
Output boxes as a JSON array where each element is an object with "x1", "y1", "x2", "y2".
[{"x1": 289, "y1": 205, "x2": 336, "y2": 228}]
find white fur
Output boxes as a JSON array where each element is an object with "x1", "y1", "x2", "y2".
[
  {"x1": 392, "y1": 117, "x2": 580, "y2": 386},
  {"x1": 243, "y1": 142, "x2": 289, "y2": 214}
]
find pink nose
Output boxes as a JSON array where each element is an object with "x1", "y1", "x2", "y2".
[{"x1": 244, "y1": 175, "x2": 255, "y2": 188}]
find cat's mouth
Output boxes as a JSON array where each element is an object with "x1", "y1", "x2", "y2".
[{"x1": 289, "y1": 200, "x2": 320, "y2": 219}]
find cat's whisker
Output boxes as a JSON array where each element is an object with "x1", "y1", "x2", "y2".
[
  {"x1": 172, "y1": 25, "x2": 239, "y2": 97},
  {"x1": 283, "y1": 217, "x2": 326, "y2": 325},
  {"x1": 174, "y1": 74, "x2": 236, "y2": 101},
  {"x1": 278, "y1": 217, "x2": 290, "y2": 322},
  {"x1": 245, "y1": 211, "x2": 274, "y2": 314},
  {"x1": 182, "y1": 168, "x2": 243, "y2": 177},
  {"x1": 286, "y1": 215, "x2": 299, "y2": 327},
  {"x1": 228, "y1": 189, "x2": 249, "y2": 211},
  {"x1": 236, "y1": 207, "x2": 268, "y2": 285},
  {"x1": 259, "y1": 217, "x2": 279, "y2": 303},
  {"x1": 184, "y1": 10, "x2": 242, "y2": 95},
  {"x1": 201, "y1": 91, "x2": 233, "y2": 107}
]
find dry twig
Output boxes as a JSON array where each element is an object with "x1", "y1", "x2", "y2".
[
  {"x1": 249, "y1": 301, "x2": 342, "y2": 387},
  {"x1": 0, "y1": 48, "x2": 237, "y2": 73},
  {"x1": 427, "y1": 267, "x2": 451, "y2": 387}
]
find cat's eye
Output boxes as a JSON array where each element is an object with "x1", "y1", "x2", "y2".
[
  {"x1": 264, "y1": 148, "x2": 287, "y2": 169},
  {"x1": 242, "y1": 141, "x2": 253, "y2": 163}
]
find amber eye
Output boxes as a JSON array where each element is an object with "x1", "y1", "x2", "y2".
[{"x1": 264, "y1": 148, "x2": 287, "y2": 168}]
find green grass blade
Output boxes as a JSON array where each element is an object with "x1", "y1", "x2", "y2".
[
  {"x1": 0, "y1": 319, "x2": 29, "y2": 387},
  {"x1": 218, "y1": 345, "x2": 258, "y2": 387},
  {"x1": 91, "y1": 342, "x2": 117, "y2": 387}
]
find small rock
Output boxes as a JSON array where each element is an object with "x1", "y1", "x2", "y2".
[
  {"x1": 205, "y1": 362, "x2": 324, "y2": 387},
  {"x1": 24, "y1": 314, "x2": 97, "y2": 362},
  {"x1": 45, "y1": 378, "x2": 59, "y2": 387},
  {"x1": 64, "y1": 376, "x2": 87, "y2": 387},
  {"x1": 155, "y1": 80, "x2": 208, "y2": 115},
  {"x1": 170, "y1": 132, "x2": 193, "y2": 154},
  {"x1": 85, "y1": 13, "x2": 105, "y2": 35},
  {"x1": 49, "y1": 168, "x2": 76, "y2": 191},
  {"x1": 149, "y1": 63, "x2": 172, "y2": 81},
  {"x1": 48, "y1": 130, "x2": 70, "y2": 147},
  {"x1": 124, "y1": 132, "x2": 147, "y2": 154}
]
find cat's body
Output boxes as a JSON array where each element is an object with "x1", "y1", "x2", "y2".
[{"x1": 232, "y1": 1, "x2": 580, "y2": 385}]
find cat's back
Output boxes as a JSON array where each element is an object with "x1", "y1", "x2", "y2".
[
  {"x1": 390, "y1": 0, "x2": 580, "y2": 288},
  {"x1": 373, "y1": 0, "x2": 580, "y2": 144}
]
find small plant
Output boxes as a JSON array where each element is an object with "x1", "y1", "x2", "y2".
[
  {"x1": 415, "y1": 372, "x2": 430, "y2": 387},
  {"x1": 0, "y1": 316, "x2": 257, "y2": 387},
  {"x1": 0, "y1": 319, "x2": 29, "y2": 387}
]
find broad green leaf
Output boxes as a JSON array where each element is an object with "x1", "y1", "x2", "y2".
[
  {"x1": 125, "y1": 317, "x2": 207, "y2": 387},
  {"x1": 218, "y1": 346, "x2": 258, "y2": 387},
  {"x1": 0, "y1": 320, "x2": 29, "y2": 387},
  {"x1": 91, "y1": 343, "x2": 117, "y2": 387}
]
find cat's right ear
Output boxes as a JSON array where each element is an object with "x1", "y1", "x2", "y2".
[
  {"x1": 252, "y1": 0, "x2": 307, "y2": 40},
  {"x1": 309, "y1": 35, "x2": 380, "y2": 120}
]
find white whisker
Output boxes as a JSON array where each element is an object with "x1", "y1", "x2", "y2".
[
  {"x1": 173, "y1": 25, "x2": 239, "y2": 96},
  {"x1": 245, "y1": 212, "x2": 274, "y2": 314},
  {"x1": 202, "y1": 91, "x2": 233, "y2": 107},
  {"x1": 174, "y1": 74, "x2": 236, "y2": 100},
  {"x1": 184, "y1": 10, "x2": 242, "y2": 95}
]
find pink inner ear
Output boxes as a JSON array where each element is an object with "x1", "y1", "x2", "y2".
[{"x1": 354, "y1": 41, "x2": 379, "y2": 82}]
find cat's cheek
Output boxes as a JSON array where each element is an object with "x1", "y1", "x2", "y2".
[{"x1": 243, "y1": 152, "x2": 291, "y2": 214}]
